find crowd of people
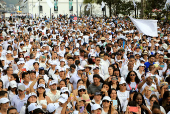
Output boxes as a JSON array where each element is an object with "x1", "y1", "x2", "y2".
[{"x1": 0, "y1": 15, "x2": 170, "y2": 114}]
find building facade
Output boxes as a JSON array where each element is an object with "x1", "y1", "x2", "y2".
[{"x1": 19, "y1": 0, "x2": 109, "y2": 18}]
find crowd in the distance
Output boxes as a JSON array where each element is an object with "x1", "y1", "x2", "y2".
[{"x1": 0, "y1": 15, "x2": 170, "y2": 114}]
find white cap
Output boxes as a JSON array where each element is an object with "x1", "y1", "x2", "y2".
[
  {"x1": 77, "y1": 66, "x2": 84, "y2": 71},
  {"x1": 0, "y1": 98, "x2": 10, "y2": 104},
  {"x1": 146, "y1": 73, "x2": 154, "y2": 78},
  {"x1": 17, "y1": 61, "x2": 21, "y2": 65},
  {"x1": 119, "y1": 79, "x2": 126, "y2": 85},
  {"x1": 9, "y1": 80, "x2": 17, "y2": 88},
  {"x1": 78, "y1": 85, "x2": 86, "y2": 91},
  {"x1": 60, "y1": 87, "x2": 70, "y2": 94},
  {"x1": 102, "y1": 96, "x2": 111, "y2": 102},
  {"x1": 139, "y1": 64, "x2": 145, "y2": 67},
  {"x1": 38, "y1": 84, "x2": 45, "y2": 89},
  {"x1": 47, "y1": 103, "x2": 57, "y2": 113},
  {"x1": 74, "y1": 51, "x2": 80, "y2": 56},
  {"x1": 60, "y1": 59, "x2": 65, "y2": 62},
  {"x1": 51, "y1": 61, "x2": 57, "y2": 65},
  {"x1": 28, "y1": 103, "x2": 42, "y2": 112},
  {"x1": 28, "y1": 92, "x2": 37, "y2": 98},
  {"x1": 49, "y1": 80, "x2": 57, "y2": 86},
  {"x1": 91, "y1": 104, "x2": 101, "y2": 111},
  {"x1": 59, "y1": 68, "x2": 65, "y2": 72},
  {"x1": 155, "y1": 43, "x2": 159, "y2": 46},
  {"x1": 58, "y1": 94, "x2": 68, "y2": 103},
  {"x1": 6, "y1": 50, "x2": 12, "y2": 54}
]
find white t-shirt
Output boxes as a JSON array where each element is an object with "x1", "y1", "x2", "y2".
[{"x1": 126, "y1": 82, "x2": 138, "y2": 91}]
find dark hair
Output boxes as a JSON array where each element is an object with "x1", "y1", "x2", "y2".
[
  {"x1": 0, "y1": 90, "x2": 7, "y2": 97},
  {"x1": 22, "y1": 72, "x2": 29, "y2": 79},
  {"x1": 7, "y1": 107, "x2": 17, "y2": 114},
  {"x1": 149, "y1": 94, "x2": 158, "y2": 102},
  {"x1": 70, "y1": 64, "x2": 76, "y2": 69},
  {"x1": 33, "y1": 62, "x2": 39, "y2": 66},
  {"x1": 77, "y1": 79, "x2": 83, "y2": 84},
  {"x1": 126, "y1": 71, "x2": 140, "y2": 84},
  {"x1": 58, "y1": 80, "x2": 67, "y2": 90},
  {"x1": 102, "y1": 81, "x2": 111, "y2": 96},
  {"x1": 37, "y1": 88, "x2": 46, "y2": 98},
  {"x1": 109, "y1": 88, "x2": 122, "y2": 113},
  {"x1": 12, "y1": 74, "x2": 20, "y2": 83},
  {"x1": 0, "y1": 79, "x2": 3, "y2": 89},
  {"x1": 37, "y1": 78, "x2": 47, "y2": 88},
  {"x1": 88, "y1": 58, "x2": 94, "y2": 64},
  {"x1": 152, "y1": 102, "x2": 161, "y2": 111},
  {"x1": 133, "y1": 92, "x2": 146, "y2": 106},
  {"x1": 128, "y1": 101, "x2": 138, "y2": 106},
  {"x1": 75, "y1": 60, "x2": 80, "y2": 66}
]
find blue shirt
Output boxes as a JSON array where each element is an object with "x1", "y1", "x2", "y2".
[{"x1": 144, "y1": 62, "x2": 155, "y2": 73}]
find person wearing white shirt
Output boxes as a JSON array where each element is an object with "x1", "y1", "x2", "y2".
[
  {"x1": 100, "y1": 53, "x2": 110, "y2": 76},
  {"x1": 121, "y1": 62, "x2": 134, "y2": 80},
  {"x1": 46, "y1": 80, "x2": 60, "y2": 102}
]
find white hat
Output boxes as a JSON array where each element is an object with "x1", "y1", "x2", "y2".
[
  {"x1": 0, "y1": 57, "x2": 5, "y2": 61},
  {"x1": 17, "y1": 61, "x2": 21, "y2": 65},
  {"x1": 76, "y1": 43, "x2": 79, "y2": 48},
  {"x1": 60, "y1": 59, "x2": 65, "y2": 62},
  {"x1": 0, "y1": 98, "x2": 10, "y2": 104},
  {"x1": 19, "y1": 58, "x2": 24, "y2": 61},
  {"x1": 9, "y1": 80, "x2": 17, "y2": 88},
  {"x1": 139, "y1": 64, "x2": 145, "y2": 67},
  {"x1": 38, "y1": 84, "x2": 45, "y2": 89},
  {"x1": 58, "y1": 94, "x2": 68, "y2": 103},
  {"x1": 51, "y1": 61, "x2": 57, "y2": 65},
  {"x1": 119, "y1": 79, "x2": 126, "y2": 85},
  {"x1": 74, "y1": 51, "x2": 79, "y2": 56},
  {"x1": 78, "y1": 85, "x2": 86, "y2": 91},
  {"x1": 155, "y1": 43, "x2": 159, "y2": 46},
  {"x1": 60, "y1": 87, "x2": 70, "y2": 94},
  {"x1": 47, "y1": 103, "x2": 57, "y2": 113},
  {"x1": 77, "y1": 66, "x2": 84, "y2": 71},
  {"x1": 18, "y1": 85, "x2": 26, "y2": 91},
  {"x1": 102, "y1": 96, "x2": 111, "y2": 102},
  {"x1": 6, "y1": 50, "x2": 12, "y2": 54},
  {"x1": 28, "y1": 92, "x2": 37, "y2": 98},
  {"x1": 28, "y1": 103, "x2": 42, "y2": 112},
  {"x1": 146, "y1": 73, "x2": 154, "y2": 78},
  {"x1": 59, "y1": 68, "x2": 65, "y2": 72},
  {"x1": 49, "y1": 80, "x2": 57, "y2": 86},
  {"x1": 91, "y1": 104, "x2": 101, "y2": 111}
]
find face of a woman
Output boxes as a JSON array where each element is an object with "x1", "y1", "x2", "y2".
[
  {"x1": 108, "y1": 67, "x2": 113, "y2": 75},
  {"x1": 102, "y1": 84, "x2": 109, "y2": 91},
  {"x1": 150, "y1": 97, "x2": 157, "y2": 106},
  {"x1": 139, "y1": 66, "x2": 145, "y2": 71},
  {"x1": 65, "y1": 107, "x2": 74, "y2": 114},
  {"x1": 77, "y1": 81, "x2": 84, "y2": 88},
  {"x1": 119, "y1": 83, "x2": 126, "y2": 91},
  {"x1": 136, "y1": 94, "x2": 143, "y2": 105},
  {"x1": 78, "y1": 89, "x2": 86, "y2": 97},
  {"x1": 28, "y1": 96, "x2": 37, "y2": 103},
  {"x1": 59, "y1": 81, "x2": 66, "y2": 89},
  {"x1": 110, "y1": 90, "x2": 117, "y2": 99},
  {"x1": 10, "y1": 76, "x2": 15, "y2": 81},
  {"x1": 102, "y1": 100, "x2": 110, "y2": 107},
  {"x1": 129, "y1": 72, "x2": 136, "y2": 80},
  {"x1": 39, "y1": 79, "x2": 45, "y2": 85},
  {"x1": 38, "y1": 87, "x2": 45, "y2": 94}
]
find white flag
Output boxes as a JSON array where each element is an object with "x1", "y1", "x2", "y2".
[
  {"x1": 129, "y1": 17, "x2": 158, "y2": 37},
  {"x1": 35, "y1": 2, "x2": 39, "y2": 7},
  {"x1": 46, "y1": 0, "x2": 53, "y2": 8},
  {"x1": 133, "y1": 0, "x2": 137, "y2": 8},
  {"x1": 101, "y1": 1, "x2": 105, "y2": 10},
  {"x1": 86, "y1": 3, "x2": 91, "y2": 11}
]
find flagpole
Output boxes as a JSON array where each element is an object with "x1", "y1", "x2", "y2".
[
  {"x1": 135, "y1": 6, "x2": 136, "y2": 18},
  {"x1": 77, "y1": 0, "x2": 78, "y2": 22}
]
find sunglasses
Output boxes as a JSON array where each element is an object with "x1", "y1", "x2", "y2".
[
  {"x1": 121, "y1": 84, "x2": 126, "y2": 86},
  {"x1": 66, "y1": 108, "x2": 73, "y2": 111},
  {"x1": 130, "y1": 74, "x2": 136, "y2": 76},
  {"x1": 96, "y1": 60, "x2": 100, "y2": 61},
  {"x1": 103, "y1": 100, "x2": 110, "y2": 103},
  {"x1": 79, "y1": 89, "x2": 85, "y2": 92}
]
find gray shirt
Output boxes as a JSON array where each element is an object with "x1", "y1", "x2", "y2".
[{"x1": 87, "y1": 83, "x2": 103, "y2": 94}]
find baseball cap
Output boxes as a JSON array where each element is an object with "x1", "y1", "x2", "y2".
[
  {"x1": 47, "y1": 103, "x2": 57, "y2": 113},
  {"x1": 28, "y1": 103, "x2": 42, "y2": 112},
  {"x1": 77, "y1": 66, "x2": 84, "y2": 71},
  {"x1": 91, "y1": 104, "x2": 101, "y2": 111},
  {"x1": 59, "y1": 68, "x2": 65, "y2": 72},
  {"x1": 60, "y1": 87, "x2": 70, "y2": 94},
  {"x1": 102, "y1": 96, "x2": 111, "y2": 102},
  {"x1": 74, "y1": 51, "x2": 80, "y2": 56},
  {"x1": 139, "y1": 64, "x2": 145, "y2": 67},
  {"x1": 9, "y1": 80, "x2": 17, "y2": 88},
  {"x1": 28, "y1": 92, "x2": 37, "y2": 99},
  {"x1": 93, "y1": 66, "x2": 99, "y2": 70},
  {"x1": 0, "y1": 98, "x2": 10, "y2": 104},
  {"x1": 6, "y1": 50, "x2": 12, "y2": 54},
  {"x1": 58, "y1": 94, "x2": 68, "y2": 103},
  {"x1": 94, "y1": 91, "x2": 102, "y2": 95},
  {"x1": 78, "y1": 85, "x2": 86, "y2": 91},
  {"x1": 18, "y1": 85, "x2": 26, "y2": 91},
  {"x1": 60, "y1": 59, "x2": 65, "y2": 62},
  {"x1": 49, "y1": 80, "x2": 57, "y2": 86},
  {"x1": 119, "y1": 79, "x2": 126, "y2": 85},
  {"x1": 38, "y1": 84, "x2": 45, "y2": 89}
]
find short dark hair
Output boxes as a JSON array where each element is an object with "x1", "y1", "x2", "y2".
[
  {"x1": 7, "y1": 107, "x2": 17, "y2": 114},
  {"x1": 22, "y1": 72, "x2": 29, "y2": 79},
  {"x1": 0, "y1": 90, "x2": 7, "y2": 97}
]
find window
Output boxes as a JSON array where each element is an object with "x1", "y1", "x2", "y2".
[{"x1": 39, "y1": 5, "x2": 43, "y2": 11}]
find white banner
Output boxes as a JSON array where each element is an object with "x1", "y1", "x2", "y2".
[
  {"x1": 165, "y1": 0, "x2": 170, "y2": 9},
  {"x1": 129, "y1": 17, "x2": 158, "y2": 37},
  {"x1": 46, "y1": 0, "x2": 53, "y2": 8},
  {"x1": 133, "y1": 0, "x2": 137, "y2": 8},
  {"x1": 86, "y1": 3, "x2": 91, "y2": 11}
]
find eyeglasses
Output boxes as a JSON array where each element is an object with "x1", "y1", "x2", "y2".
[
  {"x1": 103, "y1": 100, "x2": 109, "y2": 103},
  {"x1": 130, "y1": 74, "x2": 136, "y2": 76},
  {"x1": 96, "y1": 59, "x2": 100, "y2": 61},
  {"x1": 79, "y1": 89, "x2": 85, "y2": 92}
]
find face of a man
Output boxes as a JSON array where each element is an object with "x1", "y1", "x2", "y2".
[{"x1": 8, "y1": 109, "x2": 18, "y2": 114}]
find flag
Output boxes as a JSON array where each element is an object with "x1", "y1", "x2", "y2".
[
  {"x1": 46, "y1": 0, "x2": 53, "y2": 8},
  {"x1": 101, "y1": 1, "x2": 105, "y2": 10},
  {"x1": 129, "y1": 16, "x2": 158, "y2": 37},
  {"x1": 86, "y1": 3, "x2": 91, "y2": 11},
  {"x1": 133, "y1": 0, "x2": 137, "y2": 8}
]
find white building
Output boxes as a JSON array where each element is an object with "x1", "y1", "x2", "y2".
[{"x1": 19, "y1": 0, "x2": 109, "y2": 18}]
